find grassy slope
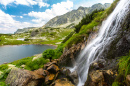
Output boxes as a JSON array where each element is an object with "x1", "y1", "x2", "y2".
[{"x1": 0, "y1": 28, "x2": 74, "y2": 46}]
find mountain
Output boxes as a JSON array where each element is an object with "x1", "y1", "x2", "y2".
[
  {"x1": 44, "y1": 3, "x2": 111, "y2": 28},
  {"x1": 14, "y1": 27, "x2": 37, "y2": 34}
]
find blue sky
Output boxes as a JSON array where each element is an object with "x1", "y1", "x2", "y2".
[{"x1": 0, "y1": 0, "x2": 113, "y2": 33}]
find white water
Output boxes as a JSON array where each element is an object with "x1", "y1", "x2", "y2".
[{"x1": 70, "y1": 0, "x2": 130, "y2": 86}]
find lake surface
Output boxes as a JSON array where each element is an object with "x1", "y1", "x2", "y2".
[{"x1": 0, "y1": 45, "x2": 56, "y2": 65}]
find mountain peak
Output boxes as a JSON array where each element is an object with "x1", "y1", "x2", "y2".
[{"x1": 44, "y1": 3, "x2": 111, "y2": 28}]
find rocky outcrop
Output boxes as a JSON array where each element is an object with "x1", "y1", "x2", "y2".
[
  {"x1": 5, "y1": 68, "x2": 44, "y2": 86},
  {"x1": 85, "y1": 69, "x2": 117, "y2": 86},
  {"x1": 59, "y1": 42, "x2": 85, "y2": 67},
  {"x1": 51, "y1": 78, "x2": 74, "y2": 86}
]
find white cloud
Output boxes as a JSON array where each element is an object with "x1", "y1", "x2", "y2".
[
  {"x1": 0, "y1": 0, "x2": 49, "y2": 8},
  {"x1": 72, "y1": 0, "x2": 113, "y2": 9},
  {"x1": 0, "y1": 10, "x2": 44, "y2": 33},
  {"x1": 28, "y1": 0, "x2": 73, "y2": 23},
  {"x1": 20, "y1": 16, "x2": 23, "y2": 18}
]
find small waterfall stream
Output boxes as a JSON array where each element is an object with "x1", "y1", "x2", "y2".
[{"x1": 69, "y1": 0, "x2": 130, "y2": 86}]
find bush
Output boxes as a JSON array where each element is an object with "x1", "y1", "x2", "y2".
[
  {"x1": 0, "y1": 69, "x2": 11, "y2": 81},
  {"x1": 25, "y1": 57, "x2": 49, "y2": 70},
  {"x1": 53, "y1": 45, "x2": 64, "y2": 59},
  {"x1": 0, "y1": 64, "x2": 8, "y2": 71},
  {"x1": 43, "y1": 49, "x2": 55, "y2": 59}
]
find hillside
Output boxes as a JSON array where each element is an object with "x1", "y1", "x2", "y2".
[{"x1": 44, "y1": 3, "x2": 111, "y2": 28}]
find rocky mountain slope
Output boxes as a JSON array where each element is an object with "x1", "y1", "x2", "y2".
[
  {"x1": 44, "y1": 3, "x2": 111, "y2": 28},
  {"x1": 15, "y1": 27, "x2": 37, "y2": 34}
]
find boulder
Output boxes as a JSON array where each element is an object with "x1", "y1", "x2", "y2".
[
  {"x1": 45, "y1": 74, "x2": 55, "y2": 84},
  {"x1": 85, "y1": 69, "x2": 117, "y2": 86},
  {"x1": 43, "y1": 70, "x2": 50, "y2": 76},
  {"x1": 47, "y1": 64, "x2": 59, "y2": 73},
  {"x1": 5, "y1": 68, "x2": 44, "y2": 86},
  {"x1": 51, "y1": 78, "x2": 74, "y2": 86},
  {"x1": 34, "y1": 68, "x2": 44, "y2": 76},
  {"x1": 44, "y1": 61, "x2": 58, "y2": 69},
  {"x1": 126, "y1": 75, "x2": 130, "y2": 86},
  {"x1": 68, "y1": 71, "x2": 79, "y2": 85}
]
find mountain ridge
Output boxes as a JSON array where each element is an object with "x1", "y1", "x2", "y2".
[{"x1": 43, "y1": 3, "x2": 111, "y2": 28}]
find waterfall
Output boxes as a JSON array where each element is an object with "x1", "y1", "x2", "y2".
[{"x1": 69, "y1": 0, "x2": 130, "y2": 86}]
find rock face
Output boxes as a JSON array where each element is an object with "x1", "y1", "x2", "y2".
[
  {"x1": 59, "y1": 43, "x2": 85, "y2": 67},
  {"x1": 5, "y1": 68, "x2": 44, "y2": 86},
  {"x1": 85, "y1": 70, "x2": 117, "y2": 86},
  {"x1": 51, "y1": 78, "x2": 74, "y2": 86},
  {"x1": 44, "y1": 3, "x2": 111, "y2": 28}
]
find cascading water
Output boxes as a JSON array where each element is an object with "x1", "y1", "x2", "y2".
[{"x1": 69, "y1": 0, "x2": 130, "y2": 86}]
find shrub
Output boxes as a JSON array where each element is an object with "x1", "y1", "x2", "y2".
[
  {"x1": 25, "y1": 57, "x2": 49, "y2": 70},
  {"x1": 42, "y1": 49, "x2": 55, "y2": 59},
  {"x1": 0, "y1": 64, "x2": 8, "y2": 71},
  {"x1": 0, "y1": 69, "x2": 11, "y2": 81},
  {"x1": 53, "y1": 45, "x2": 64, "y2": 59}
]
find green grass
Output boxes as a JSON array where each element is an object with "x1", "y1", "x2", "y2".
[
  {"x1": 112, "y1": 51, "x2": 130, "y2": 85},
  {"x1": 112, "y1": 82, "x2": 120, "y2": 86}
]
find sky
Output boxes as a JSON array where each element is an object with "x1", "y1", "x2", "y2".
[{"x1": 0, "y1": 0, "x2": 113, "y2": 34}]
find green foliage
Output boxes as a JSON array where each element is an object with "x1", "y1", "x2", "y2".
[
  {"x1": 0, "y1": 82, "x2": 6, "y2": 86},
  {"x1": 63, "y1": 34, "x2": 85, "y2": 48},
  {"x1": 62, "y1": 31, "x2": 75, "y2": 43},
  {"x1": 11, "y1": 57, "x2": 33, "y2": 67},
  {"x1": 24, "y1": 38, "x2": 30, "y2": 41},
  {"x1": 43, "y1": 49, "x2": 55, "y2": 59},
  {"x1": 75, "y1": 9, "x2": 104, "y2": 33},
  {"x1": 0, "y1": 69, "x2": 11, "y2": 81},
  {"x1": 53, "y1": 45, "x2": 64, "y2": 59},
  {"x1": 112, "y1": 82, "x2": 120, "y2": 86},
  {"x1": 0, "y1": 64, "x2": 8, "y2": 71},
  {"x1": 118, "y1": 52, "x2": 130, "y2": 77},
  {"x1": 112, "y1": 51, "x2": 130, "y2": 85},
  {"x1": 25, "y1": 57, "x2": 49, "y2": 70}
]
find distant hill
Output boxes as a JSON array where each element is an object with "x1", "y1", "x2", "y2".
[
  {"x1": 14, "y1": 27, "x2": 37, "y2": 34},
  {"x1": 44, "y1": 3, "x2": 111, "y2": 28}
]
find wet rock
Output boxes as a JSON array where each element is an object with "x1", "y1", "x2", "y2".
[
  {"x1": 69, "y1": 71, "x2": 79, "y2": 85},
  {"x1": 5, "y1": 68, "x2": 44, "y2": 86},
  {"x1": 44, "y1": 61, "x2": 58, "y2": 69},
  {"x1": 45, "y1": 74, "x2": 55, "y2": 84},
  {"x1": 126, "y1": 75, "x2": 130, "y2": 86},
  {"x1": 47, "y1": 64, "x2": 60, "y2": 73},
  {"x1": 51, "y1": 78, "x2": 74, "y2": 86},
  {"x1": 43, "y1": 70, "x2": 50, "y2": 76},
  {"x1": 59, "y1": 43, "x2": 84, "y2": 67},
  {"x1": 34, "y1": 68, "x2": 44, "y2": 76},
  {"x1": 85, "y1": 69, "x2": 117, "y2": 86}
]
